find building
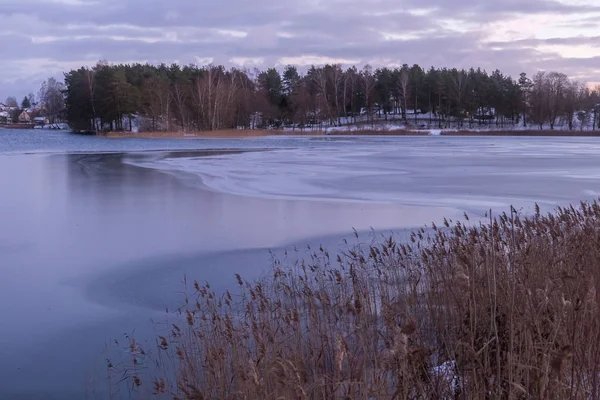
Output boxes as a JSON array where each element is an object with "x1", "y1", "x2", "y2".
[
  {"x1": 0, "y1": 103, "x2": 18, "y2": 112},
  {"x1": 0, "y1": 111, "x2": 12, "y2": 124},
  {"x1": 18, "y1": 111, "x2": 31, "y2": 123}
]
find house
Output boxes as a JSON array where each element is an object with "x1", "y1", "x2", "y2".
[
  {"x1": 0, "y1": 111, "x2": 12, "y2": 124},
  {"x1": 18, "y1": 111, "x2": 31, "y2": 123},
  {"x1": 0, "y1": 103, "x2": 18, "y2": 112},
  {"x1": 33, "y1": 116, "x2": 49, "y2": 125}
]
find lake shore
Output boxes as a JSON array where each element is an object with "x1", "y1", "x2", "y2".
[
  {"x1": 102, "y1": 128, "x2": 429, "y2": 138},
  {"x1": 442, "y1": 129, "x2": 600, "y2": 136},
  {"x1": 101, "y1": 128, "x2": 600, "y2": 138}
]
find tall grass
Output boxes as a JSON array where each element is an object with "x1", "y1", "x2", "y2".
[{"x1": 112, "y1": 201, "x2": 600, "y2": 399}]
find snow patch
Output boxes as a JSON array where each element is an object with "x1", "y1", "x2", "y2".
[
  {"x1": 432, "y1": 360, "x2": 460, "y2": 396},
  {"x1": 33, "y1": 123, "x2": 70, "y2": 130}
]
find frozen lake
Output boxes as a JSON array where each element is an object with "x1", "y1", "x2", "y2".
[{"x1": 2, "y1": 129, "x2": 600, "y2": 398}]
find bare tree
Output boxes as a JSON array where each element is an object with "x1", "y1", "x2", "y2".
[
  {"x1": 206, "y1": 67, "x2": 215, "y2": 130},
  {"x1": 38, "y1": 77, "x2": 65, "y2": 123},
  {"x1": 5, "y1": 96, "x2": 18, "y2": 108},
  {"x1": 209, "y1": 67, "x2": 223, "y2": 131},
  {"x1": 565, "y1": 81, "x2": 576, "y2": 130},
  {"x1": 313, "y1": 67, "x2": 332, "y2": 126},
  {"x1": 26, "y1": 93, "x2": 36, "y2": 108},
  {"x1": 361, "y1": 65, "x2": 376, "y2": 127},
  {"x1": 143, "y1": 75, "x2": 171, "y2": 131},
  {"x1": 329, "y1": 64, "x2": 344, "y2": 125},
  {"x1": 291, "y1": 80, "x2": 310, "y2": 130},
  {"x1": 192, "y1": 71, "x2": 207, "y2": 130},
  {"x1": 172, "y1": 82, "x2": 189, "y2": 131},
  {"x1": 546, "y1": 72, "x2": 568, "y2": 129},
  {"x1": 451, "y1": 69, "x2": 468, "y2": 127},
  {"x1": 531, "y1": 71, "x2": 548, "y2": 129},
  {"x1": 206, "y1": 66, "x2": 238, "y2": 130},
  {"x1": 398, "y1": 67, "x2": 410, "y2": 124},
  {"x1": 236, "y1": 68, "x2": 255, "y2": 129},
  {"x1": 594, "y1": 85, "x2": 600, "y2": 131},
  {"x1": 222, "y1": 70, "x2": 240, "y2": 129},
  {"x1": 345, "y1": 67, "x2": 359, "y2": 123}
]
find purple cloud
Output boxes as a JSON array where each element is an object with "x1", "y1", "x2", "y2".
[{"x1": 0, "y1": 0, "x2": 599, "y2": 99}]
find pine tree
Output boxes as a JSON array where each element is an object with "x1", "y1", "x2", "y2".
[{"x1": 21, "y1": 96, "x2": 31, "y2": 110}]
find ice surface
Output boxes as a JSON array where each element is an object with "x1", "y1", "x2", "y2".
[
  {"x1": 3, "y1": 133, "x2": 600, "y2": 398},
  {"x1": 127, "y1": 136, "x2": 600, "y2": 216}
]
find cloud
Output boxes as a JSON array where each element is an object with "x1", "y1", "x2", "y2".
[{"x1": 0, "y1": 0, "x2": 599, "y2": 99}]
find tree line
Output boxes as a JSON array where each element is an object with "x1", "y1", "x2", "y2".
[
  {"x1": 3, "y1": 77, "x2": 66, "y2": 124},
  {"x1": 62, "y1": 62, "x2": 600, "y2": 132}
]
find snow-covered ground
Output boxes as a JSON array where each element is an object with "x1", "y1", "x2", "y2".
[
  {"x1": 281, "y1": 112, "x2": 599, "y2": 134},
  {"x1": 33, "y1": 122, "x2": 70, "y2": 130}
]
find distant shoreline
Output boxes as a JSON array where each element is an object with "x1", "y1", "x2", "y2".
[
  {"x1": 101, "y1": 129, "x2": 426, "y2": 139},
  {"x1": 102, "y1": 129, "x2": 312, "y2": 139},
  {"x1": 4, "y1": 126, "x2": 599, "y2": 137},
  {"x1": 441, "y1": 129, "x2": 600, "y2": 136},
  {"x1": 0, "y1": 123, "x2": 36, "y2": 129},
  {"x1": 100, "y1": 128, "x2": 600, "y2": 138}
]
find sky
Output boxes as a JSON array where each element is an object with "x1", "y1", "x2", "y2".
[{"x1": 0, "y1": 0, "x2": 599, "y2": 100}]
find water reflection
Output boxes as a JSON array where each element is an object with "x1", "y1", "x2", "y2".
[{"x1": 1, "y1": 150, "x2": 433, "y2": 399}]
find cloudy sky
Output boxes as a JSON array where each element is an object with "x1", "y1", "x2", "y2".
[{"x1": 1, "y1": 0, "x2": 599, "y2": 100}]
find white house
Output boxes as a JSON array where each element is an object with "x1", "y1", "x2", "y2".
[{"x1": 0, "y1": 111, "x2": 12, "y2": 124}]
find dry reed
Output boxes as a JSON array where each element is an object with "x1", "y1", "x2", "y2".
[{"x1": 109, "y1": 201, "x2": 600, "y2": 399}]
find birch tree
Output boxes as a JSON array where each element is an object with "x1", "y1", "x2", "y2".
[
  {"x1": 398, "y1": 67, "x2": 410, "y2": 123},
  {"x1": 361, "y1": 65, "x2": 376, "y2": 127}
]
